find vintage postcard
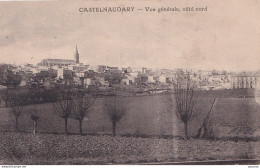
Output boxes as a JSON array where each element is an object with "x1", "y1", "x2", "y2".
[{"x1": 0, "y1": 0, "x2": 260, "y2": 166}]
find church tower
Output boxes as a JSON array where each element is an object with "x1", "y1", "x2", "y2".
[{"x1": 75, "y1": 45, "x2": 79, "y2": 64}]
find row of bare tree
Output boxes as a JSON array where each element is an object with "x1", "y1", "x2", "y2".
[
  {"x1": 52, "y1": 90, "x2": 96, "y2": 135},
  {"x1": 7, "y1": 96, "x2": 40, "y2": 134},
  {"x1": 6, "y1": 88, "x2": 127, "y2": 137},
  {"x1": 4, "y1": 72, "x2": 218, "y2": 139},
  {"x1": 53, "y1": 89, "x2": 127, "y2": 136}
]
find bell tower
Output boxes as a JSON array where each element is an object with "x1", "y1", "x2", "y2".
[{"x1": 75, "y1": 45, "x2": 79, "y2": 64}]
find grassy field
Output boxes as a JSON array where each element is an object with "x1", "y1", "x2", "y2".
[
  {"x1": 0, "y1": 132, "x2": 259, "y2": 164},
  {"x1": 0, "y1": 91, "x2": 260, "y2": 138},
  {"x1": 211, "y1": 98, "x2": 260, "y2": 137},
  {"x1": 0, "y1": 89, "x2": 260, "y2": 164}
]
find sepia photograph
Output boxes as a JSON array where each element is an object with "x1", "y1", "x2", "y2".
[{"x1": 0, "y1": 0, "x2": 260, "y2": 166}]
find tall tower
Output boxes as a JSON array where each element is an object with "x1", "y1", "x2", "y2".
[{"x1": 75, "y1": 45, "x2": 79, "y2": 64}]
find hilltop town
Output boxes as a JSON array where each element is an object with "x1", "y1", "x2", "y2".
[{"x1": 1, "y1": 46, "x2": 260, "y2": 96}]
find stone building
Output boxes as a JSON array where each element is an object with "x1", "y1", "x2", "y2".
[
  {"x1": 231, "y1": 72, "x2": 260, "y2": 89},
  {"x1": 38, "y1": 46, "x2": 80, "y2": 67}
]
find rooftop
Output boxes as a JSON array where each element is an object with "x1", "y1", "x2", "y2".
[{"x1": 40, "y1": 59, "x2": 75, "y2": 64}]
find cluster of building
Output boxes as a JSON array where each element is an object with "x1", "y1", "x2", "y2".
[{"x1": 3, "y1": 46, "x2": 260, "y2": 94}]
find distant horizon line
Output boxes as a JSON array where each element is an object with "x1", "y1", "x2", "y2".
[{"x1": 1, "y1": 61, "x2": 260, "y2": 73}]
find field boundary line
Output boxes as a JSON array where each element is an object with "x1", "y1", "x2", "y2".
[{"x1": 136, "y1": 159, "x2": 260, "y2": 165}]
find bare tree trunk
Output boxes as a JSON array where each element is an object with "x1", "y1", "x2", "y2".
[
  {"x1": 197, "y1": 98, "x2": 217, "y2": 138},
  {"x1": 33, "y1": 121, "x2": 37, "y2": 134},
  {"x1": 202, "y1": 122, "x2": 208, "y2": 138},
  {"x1": 15, "y1": 117, "x2": 19, "y2": 132},
  {"x1": 65, "y1": 118, "x2": 68, "y2": 134},
  {"x1": 79, "y1": 120, "x2": 83, "y2": 135},
  {"x1": 112, "y1": 121, "x2": 116, "y2": 137},
  {"x1": 184, "y1": 122, "x2": 189, "y2": 139}
]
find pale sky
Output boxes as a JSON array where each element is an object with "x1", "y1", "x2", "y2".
[{"x1": 0, "y1": 0, "x2": 260, "y2": 71}]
